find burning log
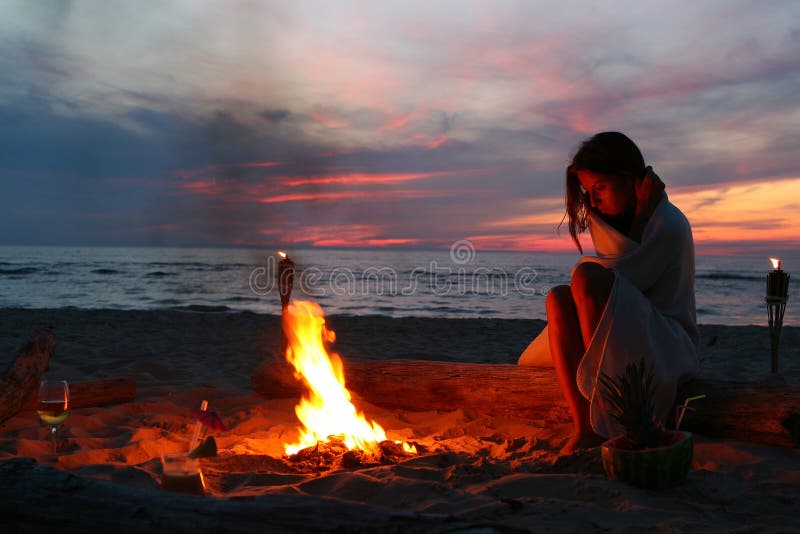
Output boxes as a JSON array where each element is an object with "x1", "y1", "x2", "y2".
[
  {"x1": 0, "y1": 328, "x2": 56, "y2": 425},
  {"x1": 252, "y1": 359, "x2": 800, "y2": 448},
  {"x1": 287, "y1": 437, "x2": 423, "y2": 471}
]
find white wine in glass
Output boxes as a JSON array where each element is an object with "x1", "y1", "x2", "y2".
[{"x1": 37, "y1": 380, "x2": 70, "y2": 454}]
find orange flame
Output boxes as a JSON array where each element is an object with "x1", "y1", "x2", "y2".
[
  {"x1": 278, "y1": 251, "x2": 287, "y2": 259},
  {"x1": 282, "y1": 301, "x2": 414, "y2": 455},
  {"x1": 770, "y1": 257, "x2": 781, "y2": 270}
]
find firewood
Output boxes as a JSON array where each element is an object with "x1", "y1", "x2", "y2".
[
  {"x1": 21, "y1": 377, "x2": 137, "y2": 411},
  {"x1": 252, "y1": 359, "x2": 800, "y2": 448},
  {"x1": 0, "y1": 329, "x2": 56, "y2": 425}
]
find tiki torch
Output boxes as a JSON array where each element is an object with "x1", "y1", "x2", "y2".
[
  {"x1": 277, "y1": 251, "x2": 294, "y2": 309},
  {"x1": 766, "y1": 257, "x2": 789, "y2": 374},
  {"x1": 278, "y1": 251, "x2": 294, "y2": 352}
]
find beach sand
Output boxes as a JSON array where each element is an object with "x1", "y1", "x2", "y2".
[{"x1": 1, "y1": 308, "x2": 799, "y2": 531}]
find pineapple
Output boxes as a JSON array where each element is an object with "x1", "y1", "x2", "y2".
[{"x1": 598, "y1": 358, "x2": 670, "y2": 449}]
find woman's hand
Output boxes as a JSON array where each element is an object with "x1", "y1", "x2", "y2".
[
  {"x1": 636, "y1": 166, "x2": 665, "y2": 212},
  {"x1": 629, "y1": 166, "x2": 665, "y2": 242}
]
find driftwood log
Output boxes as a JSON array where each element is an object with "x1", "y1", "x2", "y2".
[
  {"x1": 252, "y1": 359, "x2": 800, "y2": 448},
  {"x1": 21, "y1": 377, "x2": 137, "y2": 411},
  {"x1": 0, "y1": 458, "x2": 467, "y2": 532},
  {"x1": 0, "y1": 328, "x2": 56, "y2": 425}
]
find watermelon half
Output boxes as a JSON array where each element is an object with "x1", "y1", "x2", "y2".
[{"x1": 601, "y1": 431, "x2": 693, "y2": 489}]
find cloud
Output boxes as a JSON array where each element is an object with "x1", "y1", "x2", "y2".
[
  {"x1": 0, "y1": 0, "x2": 799, "y2": 252},
  {"x1": 259, "y1": 109, "x2": 291, "y2": 123}
]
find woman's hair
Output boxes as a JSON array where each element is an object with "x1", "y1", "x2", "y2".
[{"x1": 563, "y1": 131, "x2": 646, "y2": 253}]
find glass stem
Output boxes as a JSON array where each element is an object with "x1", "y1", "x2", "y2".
[{"x1": 51, "y1": 426, "x2": 57, "y2": 455}]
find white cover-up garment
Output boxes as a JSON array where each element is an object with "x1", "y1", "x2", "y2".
[{"x1": 519, "y1": 193, "x2": 699, "y2": 438}]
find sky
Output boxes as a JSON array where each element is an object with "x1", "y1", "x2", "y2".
[{"x1": 0, "y1": 0, "x2": 798, "y2": 255}]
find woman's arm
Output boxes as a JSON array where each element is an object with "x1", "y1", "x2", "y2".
[{"x1": 628, "y1": 166, "x2": 665, "y2": 243}]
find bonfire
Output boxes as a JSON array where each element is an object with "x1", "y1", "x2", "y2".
[{"x1": 281, "y1": 300, "x2": 416, "y2": 464}]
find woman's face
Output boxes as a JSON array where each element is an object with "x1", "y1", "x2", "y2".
[{"x1": 576, "y1": 170, "x2": 636, "y2": 219}]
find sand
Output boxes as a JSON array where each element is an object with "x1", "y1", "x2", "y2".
[{"x1": 1, "y1": 308, "x2": 799, "y2": 531}]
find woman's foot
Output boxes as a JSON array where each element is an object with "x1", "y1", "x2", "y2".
[{"x1": 559, "y1": 430, "x2": 604, "y2": 455}]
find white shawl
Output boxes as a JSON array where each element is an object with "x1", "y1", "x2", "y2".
[{"x1": 519, "y1": 194, "x2": 699, "y2": 437}]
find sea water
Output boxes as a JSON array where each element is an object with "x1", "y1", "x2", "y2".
[{"x1": 0, "y1": 245, "x2": 796, "y2": 325}]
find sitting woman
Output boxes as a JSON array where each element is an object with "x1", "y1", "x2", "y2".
[{"x1": 541, "y1": 132, "x2": 699, "y2": 454}]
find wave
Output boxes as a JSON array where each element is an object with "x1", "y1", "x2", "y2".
[
  {"x1": 429, "y1": 306, "x2": 463, "y2": 312},
  {"x1": 170, "y1": 304, "x2": 231, "y2": 313},
  {"x1": 91, "y1": 268, "x2": 122, "y2": 275},
  {"x1": 146, "y1": 271, "x2": 179, "y2": 277},
  {"x1": 147, "y1": 261, "x2": 251, "y2": 269},
  {"x1": 195, "y1": 264, "x2": 249, "y2": 272},
  {"x1": 147, "y1": 261, "x2": 208, "y2": 267},
  {"x1": 0, "y1": 267, "x2": 38, "y2": 275},
  {"x1": 696, "y1": 272, "x2": 762, "y2": 281}
]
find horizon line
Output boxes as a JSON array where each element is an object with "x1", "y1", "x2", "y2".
[{"x1": 1, "y1": 241, "x2": 799, "y2": 259}]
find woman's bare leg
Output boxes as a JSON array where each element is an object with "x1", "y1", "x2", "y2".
[
  {"x1": 546, "y1": 285, "x2": 598, "y2": 454},
  {"x1": 571, "y1": 262, "x2": 615, "y2": 350},
  {"x1": 546, "y1": 262, "x2": 615, "y2": 454}
]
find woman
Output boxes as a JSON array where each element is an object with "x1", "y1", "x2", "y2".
[{"x1": 545, "y1": 132, "x2": 699, "y2": 454}]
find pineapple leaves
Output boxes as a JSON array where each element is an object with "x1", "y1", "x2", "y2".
[{"x1": 599, "y1": 358, "x2": 668, "y2": 449}]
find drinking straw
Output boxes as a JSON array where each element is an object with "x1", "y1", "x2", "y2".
[
  {"x1": 189, "y1": 400, "x2": 209, "y2": 454},
  {"x1": 676, "y1": 395, "x2": 706, "y2": 430},
  {"x1": 675, "y1": 404, "x2": 695, "y2": 430}
]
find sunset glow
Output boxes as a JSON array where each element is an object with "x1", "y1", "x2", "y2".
[{"x1": 1, "y1": 1, "x2": 797, "y2": 254}]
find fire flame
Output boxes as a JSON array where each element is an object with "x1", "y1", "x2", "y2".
[
  {"x1": 282, "y1": 301, "x2": 416, "y2": 455},
  {"x1": 278, "y1": 251, "x2": 287, "y2": 259},
  {"x1": 770, "y1": 257, "x2": 781, "y2": 270}
]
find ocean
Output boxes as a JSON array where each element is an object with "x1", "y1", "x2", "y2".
[{"x1": 0, "y1": 245, "x2": 796, "y2": 326}]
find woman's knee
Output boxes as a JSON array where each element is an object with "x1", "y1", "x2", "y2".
[
  {"x1": 571, "y1": 262, "x2": 613, "y2": 302},
  {"x1": 545, "y1": 285, "x2": 574, "y2": 323}
]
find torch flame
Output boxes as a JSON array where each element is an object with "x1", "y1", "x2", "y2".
[
  {"x1": 278, "y1": 251, "x2": 287, "y2": 259},
  {"x1": 770, "y1": 257, "x2": 781, "y2": 270},
  {"x1": 282, "y1": 300, "x2": 391, "y2": 455}
]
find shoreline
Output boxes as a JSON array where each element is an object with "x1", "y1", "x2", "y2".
[{"x1": 0, "y1": 303, "x2": 788, "y2": 325}]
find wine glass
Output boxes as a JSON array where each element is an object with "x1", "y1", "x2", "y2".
[{"x1": 37, "y1": 379, "x2": 70, "y2": 455}]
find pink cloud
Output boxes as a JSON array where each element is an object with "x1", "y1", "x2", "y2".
[
  {"x1": 219, "y1": 161, "x2": 283, "y2": 169},
  {"x1": 312, "y1": 237, "x2": 421, "y2": 247},
  {"x1": 310, "y1": 110, "x2": 348, "y2": 129},
  {"x1": 464, "y1": 232, "x2": 591, "y2": 253},
  {"x1": 180, "y1": 180, "x2": 223, "y2": 195},
  {"x1": 260, "y1": 223, "x2": 420, "y2": 248},
  {"x1": 279, "y1": 171, "x2": 441, "y2": 187},
  {"x1": 276, "y1": 167, "x2": 499, "y2": 187},
  {"x1": 378, "y1": 113, "x2": 413, "y2": 132},
  {"x1": 425, "y1": 134, "x2": 449, "y2": 150},
  {"x1": 257, "y1": 189, "x2": 452, "y2": 204}
]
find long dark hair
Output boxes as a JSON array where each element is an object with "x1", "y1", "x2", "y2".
[{"x1": 562, "y1": 132, "x2": 646, "y2": 253}]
